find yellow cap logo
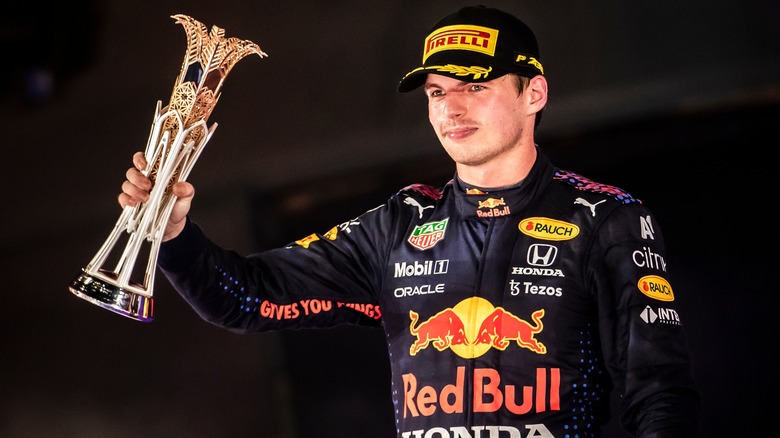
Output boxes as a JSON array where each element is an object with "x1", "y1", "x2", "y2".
[
  {"x1": 518, "y1": 217, "x2": 579, "y2": 241},
  {"x1": 424, "y1": 25, "x2": 498, "y2": 62}
]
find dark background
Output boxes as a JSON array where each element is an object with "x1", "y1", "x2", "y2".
[{"x1": 1, "y1": 1, "x2": 777, "y2": 437}]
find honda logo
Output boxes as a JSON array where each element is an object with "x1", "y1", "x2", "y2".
[{"x1": 527, "y1": 244, "x2": 557, "y2": 267}]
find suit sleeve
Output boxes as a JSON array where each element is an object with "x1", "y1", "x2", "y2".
[
  {"x1": 157, "y1": 200, "x2": 398, "y2": 333},
  {"x1": 589, "y1": 202, "x2": 700, "y2": 436}
]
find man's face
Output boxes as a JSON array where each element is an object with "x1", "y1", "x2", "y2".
[{"x1": 424, "y1": 74, "x2": 528, "y2": 168}]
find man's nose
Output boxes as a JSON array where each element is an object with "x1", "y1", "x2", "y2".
[{"x1": 442, "y1": 93, "x2": 467, "y2": 118}]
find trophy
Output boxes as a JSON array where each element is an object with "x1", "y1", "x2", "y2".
[{"x1": 68, "y1": 14, "x2": 267, "y2": 322}]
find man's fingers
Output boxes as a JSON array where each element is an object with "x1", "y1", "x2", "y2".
[
  {"x1": 117, "y1": 192, "x2": 137, "y2": 208},
  {"x1": 126, "y1": 166, "x2": 152, "y2": 190},
  {"x1": 122, "y1": 178, "x2": 150, "y2": 202},
  {"x1": 132, "y1": 151, "x2": 147, "y2": 171}
]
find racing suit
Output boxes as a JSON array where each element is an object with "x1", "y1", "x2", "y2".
[{"x1": 158, "y1": 147, "x2": 700, "y2": 437}]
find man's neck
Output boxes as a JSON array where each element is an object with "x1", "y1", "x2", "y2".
[{"x1": 456, "y1": 144, "x2": 537, "y2": 189}]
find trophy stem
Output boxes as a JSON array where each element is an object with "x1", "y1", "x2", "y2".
[{"x1": 69, "y1": 111, "x2": 213, "y2": 322}]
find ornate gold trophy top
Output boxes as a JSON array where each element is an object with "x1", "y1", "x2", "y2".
[
  {"x1": 67, "y1": 15, "x2": 266, "y2": 322},
  {"x1": 167, "y1": 14, "x2": 266, "y2": 131}
]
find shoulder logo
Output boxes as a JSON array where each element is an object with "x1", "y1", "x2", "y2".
[
  {"x1": 295, "y1": 233, "x2": 319, "y2": 249},
  {"x1": 408, "y1": 218, "x2": 449, "y2": 250},
  {"x1": 404, "y1": 196, "x2": 434, "y2": 219},
  {"x1": 574, "y1": 197, "x2": 606, "y2": 217},
  {"x1": 519, "y1": 217, "x2": 579, "y2": 241},
  {"x1": 637, "y1": 275, "x2": 674, "y2": 301},
  {"x1": 640, "y1": 215, "x2": 655, "y2": 240}
]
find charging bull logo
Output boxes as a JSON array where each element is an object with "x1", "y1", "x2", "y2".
[
  {"x1": 409, "y1": 309, "x2": 469, "y2": 355},
  {"x1": 409, "y1": 297, "x2": 546, "y2": 359},
  {"x1": 477, "y1": 197, "x2": 505, "y2": 209},
  {"x1": 475, "y1": 308, "x2": 546, "y2": 353}
]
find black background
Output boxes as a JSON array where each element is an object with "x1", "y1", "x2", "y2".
[{"x1": 1, "y1": 1, "x2": 777, "y2": 436}]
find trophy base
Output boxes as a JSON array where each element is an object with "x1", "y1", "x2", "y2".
[{"x1": 68, "y1": 269, "x2": 154, "y2": 322}]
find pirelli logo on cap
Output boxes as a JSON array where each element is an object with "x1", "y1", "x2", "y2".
[{"x1": 423, "y1": 25, "x2": 498, "y2": 62}]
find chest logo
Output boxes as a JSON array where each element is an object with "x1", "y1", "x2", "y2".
[
  {"x1": 409, "y1": 297, "x2": 546, "y2": 359},
  {"x1": 477, "y1": 197, "x2": 511, "y2": 218},
  {"x1": 408, "y1": 218, "x2": 449, "y2": 250},
  {"x1": 519, "y1": 217, "x2": 579, "y2": 241}
]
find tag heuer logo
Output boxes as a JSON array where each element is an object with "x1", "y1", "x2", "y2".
[{"x1": 408, "y1": 218, "x2": 449, "y2": 250}]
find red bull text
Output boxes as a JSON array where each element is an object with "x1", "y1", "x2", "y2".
[{"x1": 402, "y1": 366, "x2": 561, "y2": 418}]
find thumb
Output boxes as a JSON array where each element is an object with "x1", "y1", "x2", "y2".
[{"x1": 163, "y1": 181, "x2": 195, "y2": 241}]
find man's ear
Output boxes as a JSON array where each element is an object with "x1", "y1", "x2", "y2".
[{"x1": 527, "y1": 75, "x2": 548, "y2": 113}]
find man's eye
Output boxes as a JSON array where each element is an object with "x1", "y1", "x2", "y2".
[
  {"x1": 470, "y1": 84, "x2": 485, "y2": 92},
  {"x1": 428, "y1": 89, "x2": 443, "y2": 97}
]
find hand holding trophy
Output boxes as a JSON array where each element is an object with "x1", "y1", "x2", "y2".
[{"x1": 68, "y1": 15, "x2": 266, "y2": 322}]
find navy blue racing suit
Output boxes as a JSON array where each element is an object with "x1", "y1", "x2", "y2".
[{"x1": 158, "y1": 147, "x2": 700, "y2": 437}]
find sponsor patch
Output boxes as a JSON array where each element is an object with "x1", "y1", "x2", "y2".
[
  {"x1": 295, "y1": 233, "x2": 319, "y2": 249},
  {"x1": 424, "y1": 24, "x2": 498, "y2": 62},
  {"x1": 394, "y1": 259, "x2": 449, "y2": 278},
  {"x1": 409, "y1": 297, "x2": 546, "y2": 358},
  {"x1": 323, "y1": 226, "x2": 338, "y2": 241},
  {"x1": 640, "y1": 305, "x2": 681, "y2": 326},
  {"x1": 408, "y1": 218, "x2": 449, "y2": 250},
  {"x1": 519, "y1": 217, "x2": 579, "y2": 241},
  {"x1": 637, "y1": 275, "x2": 674, "y2": 301},
  {"x1": 477, "y1": 197, "x2": 510, "y2": 218}
]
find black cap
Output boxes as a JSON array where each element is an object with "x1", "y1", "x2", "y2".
[{"x1": 398, "y1": 6, "x2": 544, "y2": 93}]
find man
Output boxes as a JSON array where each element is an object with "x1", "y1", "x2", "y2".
[{"x1": 120, "y1": 5, "x2": 700, "y2": 437}]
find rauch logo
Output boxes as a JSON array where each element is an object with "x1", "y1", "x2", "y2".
[{"x1": 518, "y1": 217, "x2": 579, "y2": 241}]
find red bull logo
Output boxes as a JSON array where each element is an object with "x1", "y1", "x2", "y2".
[
  {"x1": 477, "y1": 197, "x2": 505, "y2": 209},
  {"x1": 402, "y1": 366, "x2": 560, "y2": 419},
  {"x1": 409, "y1": 297, "x2": 546, "y2": 359},
  {"x1": 477, "y1": 197, "x2": 510, "y2": 218},
  {"x1": 474, "y1": 308, "x2": 546, "y2": 353},
  {"x1": 409, "y1": 309, "x2": 469, "y2": 355}
]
